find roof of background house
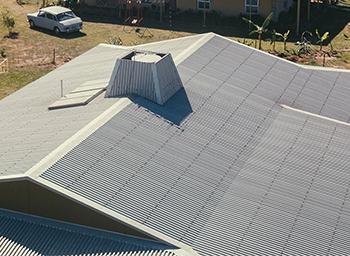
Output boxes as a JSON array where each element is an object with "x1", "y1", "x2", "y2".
[
  {"x1": 0, "y1": 208, "x2": 181, "y2": 256},
  {"x1": 1, "y1": 33, "x2": 350, "y2": 255}
]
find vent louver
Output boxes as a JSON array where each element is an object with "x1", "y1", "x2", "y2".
[{"x1": 105, "y1": 51, "x2": 183, "y2": 105}]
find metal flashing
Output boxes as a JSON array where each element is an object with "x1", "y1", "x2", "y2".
[{"x1": 48, "y1": 79, "x2": 108, "y2": 110}]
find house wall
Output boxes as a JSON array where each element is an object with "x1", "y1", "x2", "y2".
[
  {"x1": 272, "y1": 0, "x2": 294, "y2": 18},
  {"x1": 0, "y1": 180, "x2": 150, "y2": 239},
  {"x1": 176, "y1": 0, "x2": 197, "y2": 10},
  {"x1": 177, "y1": 0, "x2": 278, "y2": 17},
  {"x1": 82, "y1": 0, "x2": 283, "y2": 18},
  {"x1": 212, "y1": 0, "x2": 244, "y2": 16}
]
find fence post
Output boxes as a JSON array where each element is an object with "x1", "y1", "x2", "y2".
[{"x1": 52, "y1": 48, "x2": 56, "y2": 65}]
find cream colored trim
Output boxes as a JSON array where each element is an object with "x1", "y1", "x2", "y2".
[
  {"x1": 32, "y1": 177, "x2": 199, "y2": 256},
  {"x1": 0, "y1": 174, "x2": 27, "y2": 183},
  {"x1": 173, "y1": 33, "x2": 215, "y2": 65},
  {"x1": 27, "y1": 98, "x2": 132, "y2": 178},
  {"x1": 301, "y1": 64, "x2": 350, "y2": 73},
  {"x1": 281, "y1": 104, "x2": 350, "y2": 127},
  {"x1": 167, "y1": 249, "x2": 195, "y2": 256},
  {"x1": 99, "y1": 33, "x2": 214, "y2": 66}
]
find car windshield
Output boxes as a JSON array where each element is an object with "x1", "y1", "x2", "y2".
[{"x1": 56, "y1": 11, "x2": 76, "y2": 21}]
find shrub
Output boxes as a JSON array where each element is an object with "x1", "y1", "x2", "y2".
[
  {"x1": 0, "y1": 48, "x2": 6, "y2": 58},
  {"x1": 106, "y1": 36, "x2": 123, "y2": 45},
  {"x1": 1, "y1": 10, "x2": 16, "y2": 37}
]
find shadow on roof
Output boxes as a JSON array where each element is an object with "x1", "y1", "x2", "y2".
[
  {"x1": 130, "y1": 88, "x2": 192, "y2": 126},
  {"x1": 0, "y1": 210, "x2": 176, "y2": 256}
]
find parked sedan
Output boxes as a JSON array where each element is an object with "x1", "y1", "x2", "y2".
[{"x1": 27, "y1": 6, "x2": 83, "y2": 34}]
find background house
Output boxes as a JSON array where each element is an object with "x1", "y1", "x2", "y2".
[
  {"x1": 81, "y1": 0, "x2": 294, "y2": 19},
  {"x1": 177, "y1": 0, "x2": 294, "y2": 18}
]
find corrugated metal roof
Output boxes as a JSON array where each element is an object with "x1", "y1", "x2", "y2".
[
  {"x1": 0, "y1": 208, "x2": 180, "y2": 256},
  {"x1": 0, "y1": 34, "x2": 208, "y2": 177},
  {"x1": 41, "y1": 35, "x2": 350, "y2": 255}
]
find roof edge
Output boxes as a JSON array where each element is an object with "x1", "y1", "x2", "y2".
[
  {"x1": 172, "y1": 33, "x2": 215, "y2": 65},
  {"x1": 31, "y1": 176, "x2": 200, "y2": 256},
  {"x1": 214, "y1": 33, "x2": 350, "y2": 73},
  {"x1": 0, "y1": 207, "x2": 173, "y2": 247},
  {"x1": 0, "y1": 174, "x2": 27, "y2": 183}
]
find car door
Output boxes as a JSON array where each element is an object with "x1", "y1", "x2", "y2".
[
  {"x1": 45, "y1": 13, "x2": 57, "y2": 31},
  {"x1": 36, "y1": 11, "x2": 49, "y2": 29}
]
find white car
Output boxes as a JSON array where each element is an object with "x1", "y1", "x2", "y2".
[{"x1": 27, "y1": 6, "x2": 83, "y2": 34}]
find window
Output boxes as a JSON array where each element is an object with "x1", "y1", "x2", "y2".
[
  {"x1": 245, "y1": 0, "x2": 259, "y2": 15},
  {"x1": 38, "y1": 11, "x2": 46, "y2": 18},
  {"x1": 56, "y1": 11, "x2": 76, "y2": 21},
  {"x1": 197, "y1": 0, "x2": 211, "y2": 10},
  {"x1": 46, "y1": 13, "x2": 55, "y2": 20}
]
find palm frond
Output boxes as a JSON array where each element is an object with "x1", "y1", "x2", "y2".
[
  {"x1": 262, "y1": 12, "x2": 273, "y2": 30},
  {"x1": 315, "y1": 29, "x2": 320, "y2": 39},
  {"x1": 242, "y1": 16, "x2": 259, "y2": 31},
  {"x1": 321, "y1": 32, "x2": 329, "y2": 41}
]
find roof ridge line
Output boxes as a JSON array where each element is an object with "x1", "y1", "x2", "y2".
[
  {"x1": 99, "y1": 33, "x2": 215, "y2": 67},
  {"x1": 173, "y1": 33, "x2": 215, "y2": 65},
  {"x1": 281, "y1": 104, "x2": 350, "y2": 127}
]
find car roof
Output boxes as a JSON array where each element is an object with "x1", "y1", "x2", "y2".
[{"x1": 40, "y1": 6, "x2": 72, "y2": 15}]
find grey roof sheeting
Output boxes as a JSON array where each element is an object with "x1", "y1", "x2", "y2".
[
  {"x1": 0, "y1": 33, "x2": 208, "y2": 177},
  {"x1": 0, "y1": 208, "x2": 180, "y2": 256},
  {"x1": 41, "y1": 34, "x2": 350, "y2": 256}
]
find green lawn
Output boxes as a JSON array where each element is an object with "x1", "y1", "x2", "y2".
[{"x1": 0, "y1": 68, "x2": 51, "y2": 99}]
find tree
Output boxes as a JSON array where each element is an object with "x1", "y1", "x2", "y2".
[
  {"x1": 275, "y1": 30, "x2": 290, "y2": 51},
  {"x1": 242, "y1": 12, "x2": 273, "y2": 50},
  {"x1": 315, "y1": 29, "x2": 330, "y2": 51},
  {"x1": 1, "y1": 10, "x2": 15, "y2": 38}
]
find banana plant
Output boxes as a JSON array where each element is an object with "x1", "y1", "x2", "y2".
[
  {"x1": 270, "y1": 29, "x2": 278, "y2": 52},
  {"x1": 242, "y1": 12, "x2": 273, "y2": 50},
  {"x1": 296, "y1": 31, "x2": 313, "y2": 55},
  {"x1": 275, "y1": 30, "x2": 290, "y2": 51},
  {"x1": 316, "y1": 29, "x2": 330, "y2": 51}
]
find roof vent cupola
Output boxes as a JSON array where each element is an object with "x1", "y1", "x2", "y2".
[{"x1": 105, "y1": 51, "x2": 183, "y2": 105}]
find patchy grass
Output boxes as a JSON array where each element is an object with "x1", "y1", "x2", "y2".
[
  {"x1": 0, "y1": 67, "x2": 51, "y2": 99},
  {"x1": 0, "y1": 0, "x2": 193, "y2": 69}
]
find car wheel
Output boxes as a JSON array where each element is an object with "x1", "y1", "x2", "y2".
[
  {"x1": 29, "y1": 20, "x2": 35, "y2": 28},
  {"x1": 54, "y1": 27, "x2": 61, "y2": 35}
]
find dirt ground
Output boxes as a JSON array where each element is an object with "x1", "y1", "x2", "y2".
[{"x1": 0, "y1": 0, "x2": 193, "y2": 69}]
